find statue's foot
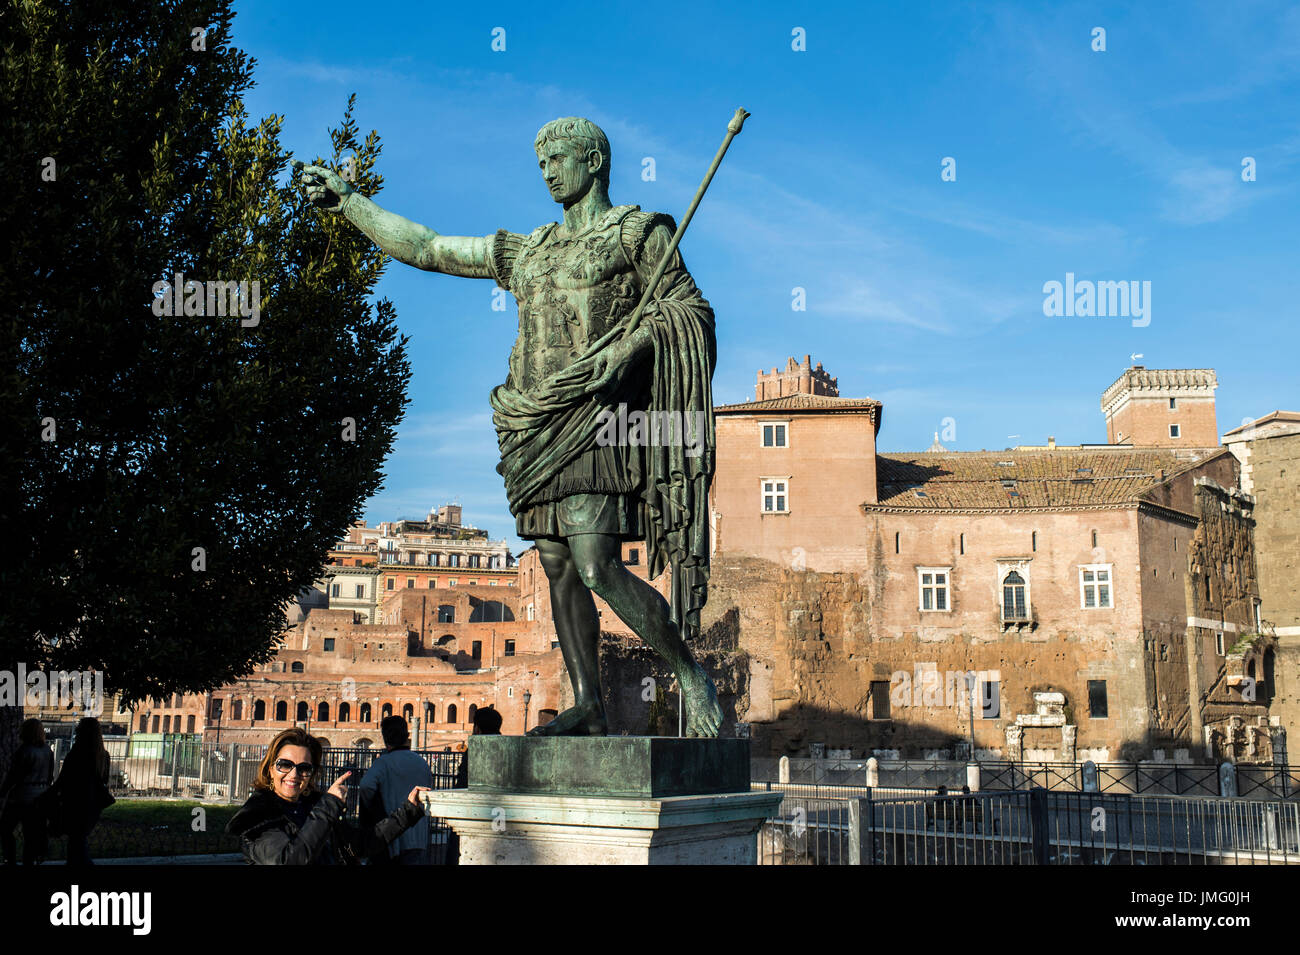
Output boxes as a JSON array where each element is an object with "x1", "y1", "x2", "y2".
[
  {"x1": 681, "y1": 664, "x2": 723, "y2": 738},
  {"x1": 526, "y1": 702, "x2": 607, "y2": 737}
]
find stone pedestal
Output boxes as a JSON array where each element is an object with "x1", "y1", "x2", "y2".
[{"x1": 422, "y1": 737, "x2": 781, "y2": 865}]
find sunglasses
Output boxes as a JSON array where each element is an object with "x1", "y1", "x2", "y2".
[{"x1": 273, "y1": 758, "x2": 315, "y2": 778}]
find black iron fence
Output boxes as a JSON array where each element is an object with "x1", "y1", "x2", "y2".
[
  {"x1": 757, "y1": 785, "x2": 1300, "y2": 865},
  {"x1": 752, "y1": 756, "x2": 1298, "y2": 800}
]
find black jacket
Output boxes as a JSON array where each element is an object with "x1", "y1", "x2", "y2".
[
  {"x1": 226, "y1": 788, "x2": 424, "y2": 865},
  {"x1": 1, "y1": 743, "x2": 54, "y2": 808}
]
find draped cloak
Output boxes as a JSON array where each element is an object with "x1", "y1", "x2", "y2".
[{"x1": 486, "y1": 205, "x2": 716, "y2": 642}]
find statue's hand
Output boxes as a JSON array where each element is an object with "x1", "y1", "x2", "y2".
[
  {"x1": 590, "y1": 339, "x2": 632, "y2": 392},
  {"x1": 295, "y1": 162, "x2": 354, "y2": 212}
]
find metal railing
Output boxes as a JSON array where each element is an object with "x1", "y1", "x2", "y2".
[
  {"x1": 756, "y1": 786, "x2": 1300, "y2": 865},
  {"x1": 753, "y1": 756, "x2": 1297, "y2": 799}
]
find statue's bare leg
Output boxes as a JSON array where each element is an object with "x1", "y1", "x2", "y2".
[
  {"x1": 526, "y1": 537, "x2": 607, "y2": 736},
  {"x1": 567, "y1": 532, "x2": 723, "y2": 737}
]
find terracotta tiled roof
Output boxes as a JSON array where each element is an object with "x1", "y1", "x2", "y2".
[
  {"x1": 870, "y1": 448, "x2": 1222, "y2": 511},
  {"x1": 714, "y1": 393, "x2": 882, "y2": 414}
]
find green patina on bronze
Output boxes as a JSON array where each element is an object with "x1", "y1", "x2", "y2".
[
  {"x1": 465, "y1": 736, "x2": 750, "y2": 798},
  {"x1": 298, "y1": 110, "x2": 748, "y2": 738}
]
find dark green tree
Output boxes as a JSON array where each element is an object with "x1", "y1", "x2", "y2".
[{"x1": 0, "y1": 0, "x2": 409, "y2": 773}]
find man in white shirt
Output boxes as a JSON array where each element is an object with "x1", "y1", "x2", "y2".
[{"x1": 360, "y1": 717, "x2": 434, "y2": 864}]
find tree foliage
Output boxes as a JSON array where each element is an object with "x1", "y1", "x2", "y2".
[{"x1": 0, "y1": 0, "x2": 409, "y2": 731}]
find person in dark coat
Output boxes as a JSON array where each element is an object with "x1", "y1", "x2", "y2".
[
  {"x1": 49, "y1": 717, "x2": 114, "y2": 865},
  {"x1": 226, "y1": 727, "x2": 430, "y2": 865},
  {"x1": 1, "y1": 719, "x2": 55, "y2": 865}
]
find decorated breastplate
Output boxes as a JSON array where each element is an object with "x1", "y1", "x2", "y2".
[{"x1": 508, "y1": 205, "x2": 642, "y2": 390}]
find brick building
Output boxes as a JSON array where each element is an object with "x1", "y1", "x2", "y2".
[
  {"x1": 198, "y1": 508, "x2": 558, "y2": 749},
  {"x1": 1101, "y1": 366, "x2": 1219, "y2": 447},
  {"x1": 541, "y1": 358, "x2": 1280, "y2": 763}
]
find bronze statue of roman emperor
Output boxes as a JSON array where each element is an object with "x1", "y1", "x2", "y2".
[{"x1": 299, "y1": 117, "x2": 723, "y2": 736}]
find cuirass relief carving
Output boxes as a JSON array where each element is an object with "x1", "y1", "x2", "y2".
[{"x1": 508, "y1": 209, "x2": 641, "y2": 390}]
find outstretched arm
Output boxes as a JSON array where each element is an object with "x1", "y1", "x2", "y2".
[{"x1": 297, "y1": 163, "x2": 493, "y2": 278}]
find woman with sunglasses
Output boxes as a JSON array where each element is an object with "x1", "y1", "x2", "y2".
[{"x1": 226, "y1": 728, "x2": 431, "y2": 865}]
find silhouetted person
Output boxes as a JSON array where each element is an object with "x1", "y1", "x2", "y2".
[
  {"x1": 360, "y1": 716, "x2": 435, "y2": 865},
  {"x1": 1, "y1": 719, "x2": 54, "y2": 865},
  {"x1": 50, "y1": 717, "x2": 113, "y2": 865},
  {"x1": 446, "y1": 707, "x2": 503, "y2": 864}
]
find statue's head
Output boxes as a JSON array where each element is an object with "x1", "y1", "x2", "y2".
[{"x1": 535, "y1": 117, "x2": 610, "y2": 204}]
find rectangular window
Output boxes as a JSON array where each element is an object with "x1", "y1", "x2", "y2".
[
  {"x1": 152, "y1": 715, "x2": 160, "y2": 733},
  {"x1": 187, "y1": 715, "x2": 196, "y2": 733},
  {"x1": 406, "y1": 578, "x2": 414, "y2": 588},
  {"x1": 1087, "y1": 680, "x2": 1108, "y2": 718},
  {"x1": 449, "y1": 578, "x2": 457, "y2": 586},
  {"x1": 761, "y1": 478, "x2": 789, "y2": 513},
  {"x1": 762, "y1": 423, "x2": 787, "y2": 447},
  {"x1": 330, "y1": 583, "x2": 340, "y2": 598},
  {"x1": 323, "y1": 637, "x2": 335, "y2": 652},
  {"x1": 870, "y1": 681, "x2": 891, "y2": 720},
  {"x1": 163, "y1": 715, "x2": 171, "y2": 733},
  {"x1": 355, "y1": 584, "x2": 365, "y2": 598},
  {"x1": 1169, "y1": 424, "x2": 1180, "y2": 438},
  {"x1": 428, "y1": 579, "x2": 436, "y2": 589},
  {"x1": 504, "y1": 639, "x2": 516, "y2": 657},
  {"x1": 526, "y1": 603, "x2": 536, "y2": 621},
  {"x1": 472, "y1": 640, "x2": 482, "y2": 659},
  {"x1": 386, "y1": 578, "x2": 394, "y2": 590},
  {"x1": 1169, "y1": 397, "x2": 1177, "y2": 410},
  {"x1": 627, "y1": 547, "x2": 640, "y2": 565},
  {"x1": 1080, "y1": 565, "x2": 1113, "y2": 608},
  {"x1": 1216, "y1": 631, "x2": 1225, "y2": 655},
  {"x1": 918, "y1": 568, "x2": 950, "y2": 611}
]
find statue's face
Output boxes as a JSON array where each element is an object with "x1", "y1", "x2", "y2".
[{"x1": 537, "y1": 139, "x2": 600, "y2": 205}]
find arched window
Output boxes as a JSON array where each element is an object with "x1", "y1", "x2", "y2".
[
  {"x1": 447, "y1": 704, "x2": 458, "y2": 724},
  {"x1": 274, "y1": 701, "x2": 287, "y2": 721},
  {"x1": 315, "y1": 738, "x2": 330, "y2": 749},
  {"x1": 355, "y1": 737, "x2": 373, "y2": 750},
  {"x1": 291, "y1": 661, "x2": 304, "y2": 673},
  {"x1": 381, "y1": 702, "x2": 393, "y2": 720},
  {"x1": 468, "y1": 704, "x2": 478, "y2": 723},
  {"x1": 437, "y1": 604, "x2": 455, "y2": 624},
  {"x1": 1002, "y1": 571, "x2": 1027, "y2": 619},
  {"x1": 338, "y1": 702, "x2": 351, "y2": 723},
  {"x1": 359, "y1": 702, "x2": 372, "y2": 723},
  {"x1": 402, "y1": 703, "x2": 414, "y2": 721},
  {"x1": 318, "y1": 701, "x2": 330, "y2": 721},
  {"x1": 425, "y1": 703, "x2": 435, "y2": 724},
  {"x1": 296, "y1": 701, "x2": 309, "y2": 721},
  {"x1": 436, "y1": 634, "x2": 457, "y2": 655},
  {"x1": 253, "y1": 700, "x2": 266, "y2": 721}
]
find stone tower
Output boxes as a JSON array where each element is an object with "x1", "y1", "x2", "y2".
[
  {"x1": 755, "y1": 355, "x2": 838, "y2": 400},
  {"x1": 1101, "y1": 366, "x2": 1219, "y2": 447}
]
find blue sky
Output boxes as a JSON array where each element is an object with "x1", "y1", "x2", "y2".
[{"x1": 233, "y1": 0, "x2": 1300, "y2": 554}]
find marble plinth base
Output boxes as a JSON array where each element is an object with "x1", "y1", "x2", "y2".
[{"x1": 421, "y1": 789, "x2": 783, "y2": 865}]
